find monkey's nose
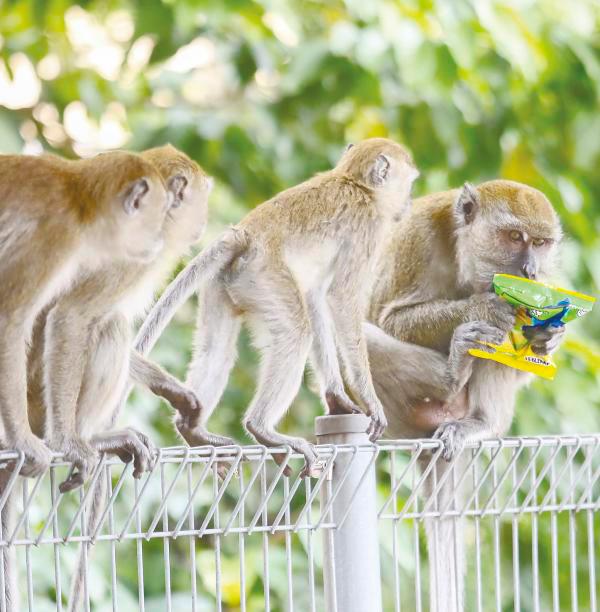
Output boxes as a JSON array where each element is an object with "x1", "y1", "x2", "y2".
[{"x1": 521, "y1": 263, "x2": 537, "y2": 280}]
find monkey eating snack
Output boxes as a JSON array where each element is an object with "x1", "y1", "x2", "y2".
[{"x1": 468, "y1": 273, "x2": 595, "y2": 379}]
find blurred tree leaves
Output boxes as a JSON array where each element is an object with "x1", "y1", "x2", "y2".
[{"x1": 1, "y1": 0, "x2": 599, "y2": 609}]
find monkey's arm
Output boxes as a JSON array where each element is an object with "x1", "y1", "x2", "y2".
[
  {"x1": 43, "y1": 305, "x2": 98, "y2": 478},
  {"x1": 129, "y1": 351, "x2": 201, "y2": 418},
  {"x1": 378, "y1": 293, "x2": 515, "y2": 352}
]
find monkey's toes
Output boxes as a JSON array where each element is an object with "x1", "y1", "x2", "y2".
[
  {"x1": 325, "y1": 390, "x2": 361, "y2": 415},
  {"x1": 432, "y1": 422, "x2": 464, "y2": 462},
  {"x1": 367, "y1": 412, "x2": 387, "y2": 442}
]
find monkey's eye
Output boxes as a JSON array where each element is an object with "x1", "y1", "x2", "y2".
[
  {"x1": 508, "y1": 230, "x2": 523, "y2": 242},
  {"x1": 532, "y1": 238, "x2": 546, "y2": 247}
]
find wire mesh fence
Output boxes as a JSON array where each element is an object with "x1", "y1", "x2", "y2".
[{"x1": 0, "y1": 431, "x2": 598, "y2": 612}]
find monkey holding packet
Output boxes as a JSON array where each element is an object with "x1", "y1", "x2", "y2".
[{"x1": 469, "y1": 273, "x2": 595, "y2": 379}]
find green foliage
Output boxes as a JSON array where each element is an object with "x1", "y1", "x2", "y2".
[{"x1": 1, "y1": 0, "x2": 599, "y2": 609}]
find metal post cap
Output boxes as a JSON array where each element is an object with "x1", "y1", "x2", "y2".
[{"x1": 315, "y1": 414, "x2": 370, "y2": 436}]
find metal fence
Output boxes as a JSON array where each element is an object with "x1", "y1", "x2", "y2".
[{"x1": 0, "y1": 416, "x2": 598, "y2": 612}]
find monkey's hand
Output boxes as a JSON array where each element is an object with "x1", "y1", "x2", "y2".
[
  {"x1": 14, "y1": 433, "x2": 52, "y2": 478},
  {"x1": 522, "y1": 324, "x2": 565, "y2": 355},
  {"x1": 54, "y1": 437, "x2": 98, "y2": 493},
  {"x1": 94, "y1": 428, "x2": 155, "y2": 479},
  {"x1": 366, "y1": 404, "x2": 388, "y2": 442},
  {"x1": 432, "y1": 421, "x2": 467, "y2": 462},
  {"x1": 156, "y1": 383, "x2": 202, "y2": 419},
  {"x1": 467, "y1": 293, "x2": 516, "y2": 333}
]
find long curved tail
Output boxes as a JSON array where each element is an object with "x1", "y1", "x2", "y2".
[
  {"x1": 0, "y1": 481, "x2": 18, "y2": 612},
  {"x1": 420, "y1": 454, "x2": 465, "y2": 612},
  {"x1": 68, "y1": 475, "x2": 107, "y2": 612},
  {"x1": 135, "y1": 226, "x2": 249, "y2": 357}
]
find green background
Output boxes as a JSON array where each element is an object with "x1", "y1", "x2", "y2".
[{"x1": 1, "y1": 0, "x2": 599, "y2": 610}]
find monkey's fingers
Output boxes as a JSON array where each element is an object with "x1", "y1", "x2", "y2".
[
  {"x1": 59, "y1": 472, "x2": 84, "y2": 494},
  {"x1": 366, "y1": 411, "x2": 387, "y2": 442},
  {"x1": 162, "y1": 385, "x2": 203, "y2": 419}
]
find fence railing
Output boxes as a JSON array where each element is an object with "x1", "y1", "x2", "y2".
[{"x1": 0, "y1": 418, "x2": 598, "y2": 612}]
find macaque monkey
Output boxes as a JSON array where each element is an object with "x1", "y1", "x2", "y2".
[
  {"x1": 0, "y1": 151, "x2": 169, "y2": 477},
  {"x1": 134, "y1": 138, "x2": 419, "y2": 474},
  {"x1": 25, "y1": 145, "x2": 219, "y2": 492},
  {"x1": 366, "y1": 180, "x2": 564, "y2": 612}
]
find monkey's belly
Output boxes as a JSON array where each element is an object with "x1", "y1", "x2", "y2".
[{"x1": 408, "y1": 388, "x2": 469, "y2": 434}]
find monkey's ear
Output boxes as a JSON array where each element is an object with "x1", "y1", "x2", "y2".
[
  {"x1": 167, "y1": 175, "x2": 188, "y2": 209},
  {"x1": 369, "y1": 153, "x2": 391, "y2": 187},
  {"x1": 455, "y1": 182, "x2": 479, "y2": 225},
  {"x1": 344, "y1": 143, "x2": 354, "y2": 153},
  {"x1": 123, "y1": 178, "x2": 150, "y2": 215}
]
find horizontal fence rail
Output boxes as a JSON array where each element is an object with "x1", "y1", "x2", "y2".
[{"x1": 0, "y1": 431, "x2": 598, "y2": 611}]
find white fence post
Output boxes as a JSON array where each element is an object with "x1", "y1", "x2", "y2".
[{"x1": 316, "y1": 414, "x2": 382, "y2": 612}]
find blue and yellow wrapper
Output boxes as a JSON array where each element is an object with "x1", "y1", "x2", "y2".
[{"x1": 468, "y1": 274, "x2": 596, "y2": 380}]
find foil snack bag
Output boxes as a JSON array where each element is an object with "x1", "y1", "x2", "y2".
[{"x1": 468, "y1": 273, "x2": 596, "y2": 380}]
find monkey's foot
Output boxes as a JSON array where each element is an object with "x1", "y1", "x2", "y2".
[
  {"x1": 432, "y1": 421, "x2": 465, "y2": 462},
  {"x1": 94, "y1": 428, "x2": 155, "y2": 478},
  {"x1": 155, "y1": 383, "x2": 202, "y2": 419},
  {"x1": 55, "y1": 437, "x2": 99, "y2": 493},
  {"x1": 174, "y1": 414, "x2": 236, "y2": 448},
  {"x1": 325, "y1": 390, "x2": 361, "y2": 415},
  {"x1": 366, "y1": 409, "x2": 387, "y2": 442},
  {"x1": 12, "y1": 433, "x2": 52, "y2": 478},
  {"x1": 245, "y1": 422, "x2": 317, "y2": 478}
]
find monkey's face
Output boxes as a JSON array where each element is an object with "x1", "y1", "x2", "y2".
[
  {"x1": 114, "y1": 174, "x2": 169, "y2": 263},
  {"x1": 164, "y1": 173, "x2": 213, "y2": 247},
  {"x1": 454, "y1": 181, "x2": 562, "y2": 292}
]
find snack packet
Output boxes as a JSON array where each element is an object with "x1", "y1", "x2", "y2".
[{"x1": 468, "y1": 273, "x2": 596, "y2": 380}]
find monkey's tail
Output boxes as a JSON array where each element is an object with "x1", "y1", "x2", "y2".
[
  {"x1": 0, "y1": 479, "x2": 18, "y2": 612},
  {"x1": 134, "y1": 226, "x2": 249, "y2": 357},
  {"x1": 68, "y1": 475, "x2": 107, "y2": 612},
  {"x1": 420, "y1": 454, "x2": 465, "y2": 612}
]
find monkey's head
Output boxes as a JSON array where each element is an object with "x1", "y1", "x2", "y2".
[
  {"x1": 337, "y1": 138, "x2": 419, "y2": 212},
  {"x1": 454, "y1": 180, "x2": 562, "y2": 292},
  {"x1": 85, "y1": 151, "x2": 169, "y2": 264},
  {"x1": 142, "y1": 145, "x2": 214, "y2": 249}
]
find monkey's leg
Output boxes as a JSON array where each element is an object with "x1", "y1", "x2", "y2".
[
  {"x1": 43, "y1": 304, "x2": 99, "y2": 481},
  {"x1": 306, "y1": 289, "x2": 360, "y2": 415},
  {"x1": 57, "y1": 314, "x2": 131, "y2": 492},
  {"x1": 129, "y1": 352, "x2": 201, "y2": 418},
  {"x1": 433, "y1": 361, "x2": 521, "y2": 462},
  {"x1": 180, "y1": 280, "x2": 242, "y2": 447},
  {"x1": 0, "y1": 324, "x2": 51, "y2": 477},
  {"x1": 243, "y1": 291, "x2": 316, "y2": 475},
  {"x1": 328, "y1": 296, "x2": 387, "y2": 441}
]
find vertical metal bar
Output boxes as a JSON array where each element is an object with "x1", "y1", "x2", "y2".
[
  {"x1": 317, "y1": 415, "x2": 382, "y2": 612},
  {"x1": 77, "y1": 482, "x2": 90, "y2": 612},
  {"x1": 284, "y1": 476, "x2": 294, "y2": 612},
  {"x1": 134, "y1": 478, "x2": 145, "y2": 612},
  {"x1": 187, "y1": 462, "x2": 197, "y2": 612},
  {"x1": 160, "y1": 462, "x2": 172, "y2": 612},
  {"x1": 568, "y1": 457, "x2": 578, "y2": 612},
  {"x1": 586, "y1": 447, "x2": 597, "y2": 612},
  {"x1": 491, "y1": 453, "x2": 501, "y2": 612},
  {"x1": 305, "y1": 478, "x2": 316, "y2": 612},
  {"x1": 213, "y1": 464, "x2": 222, "y2": 612},
  {"x1": 238, "y1": 466, "x2": 246, "y2": 612},
  {"x1": 473, "y1": 450, "x2": 482, "y2": 612},
  {"x1": 413, "y1": 454, "x2": 422, "y2": 612},
  {"x1": 511, "y1": 454, "x2": 520, "y2": 612},
  {"x1": 550, "y1": 459, "x2": 560, "y2": 612},
  {"x1": 531, "y1": 449, "x2": 540, "y2": 612},
  {"x1": 50, "y1": 469, "x2": 63, "y2": 612},
  {"x1": 23, "y1": 480, "x2": 34, "y2": 612},
  {"x1": 260, "y1": 463, "x2": 270, "y2": 612},
  {"x1": 107, "y1": 467, "x2": 118, "y2": 612},
  {"x1": 391, "y1": 451, "x2": 401, "y2": 612}
]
